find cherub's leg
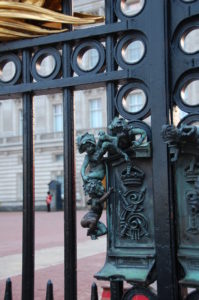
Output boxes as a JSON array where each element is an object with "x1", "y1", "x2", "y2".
[{"x1": 102, "y1": 142, "x2": 130, "y2": 161}]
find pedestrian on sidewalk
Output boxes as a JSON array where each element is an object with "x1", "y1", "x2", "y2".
[{"x1": 46, "y1": 191, "x2": 52, "y2": 212}]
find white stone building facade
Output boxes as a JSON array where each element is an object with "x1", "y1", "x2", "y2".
[{"x1": 0, "y1": 0, "x2": 198, "y2": 210}]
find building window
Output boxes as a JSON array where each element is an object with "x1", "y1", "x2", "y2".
[
  {"x1": 55, "y1": 154, "x2": 63, "y2": 162},
  {"x1": 126, "y1": 91, "x2": 145, "y2": 113},
  {"x1": 89, "y1": 99, "x2": 102, "y2": 128},
  {"x1": 53, "y1": 104, "x2": 63, "y2": 132},
  {"x1": 19, "y1": 109, "x2": 23, "y2": 136}
]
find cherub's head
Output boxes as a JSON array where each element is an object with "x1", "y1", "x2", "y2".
[
  {"x1": 161, "y1": 124, "x2": 179, "y2": 143},
  {"x1": 83, "y1": 179, "x2": 105, "y2": 197},
  {"x1": 108, "y1": 117, "x2": 128, "y2": 135},
  {"x1": 77, "y1": 133, "x2": 96, "y2": 154}
]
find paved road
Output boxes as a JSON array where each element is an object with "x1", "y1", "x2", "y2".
[{"x1": 0, "y1": 211, "x2": 108, "y2": 300}]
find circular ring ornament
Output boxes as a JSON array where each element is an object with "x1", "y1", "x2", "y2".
[
  {"x1": 122, "y1": 286, "x2": 157, "y2": 300},
  {"x1": 115, "y1": 34, "x2": 146, "y2": 69},
  {"x1": 116, "y1": 83, "x2": 149, "y2": 120},
  {"x1": 186, "y1": 290, "x2": 199, "y2": 300},
  {"x1": 71, "y1": 40, "x2": 105, "y2": 76},
  {"x1": 174, "y1": 73, "x2": 199, "y2": 113},
  {"x1": 0, "y1": 54, "x2": 21, "y2": 85},
  {"x1": 181, "y1": 0, "x2": 196, "y2": 2},
  {"x1": 178, "y1": 113, "x2": 199, "y2": 127},
  {"x1": 31, "y1": 48, "x2": 61, "y2": 81},
  {"x1": 128, "y1": 120, "x2": 152, "y2": 141},
  {"x1": 115, "y1": 0, "x2": 145, "y2": 21}
]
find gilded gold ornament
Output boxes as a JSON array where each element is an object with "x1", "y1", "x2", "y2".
[{"x1": 0, "y1": 0, "x2": 104, "y2": 41}]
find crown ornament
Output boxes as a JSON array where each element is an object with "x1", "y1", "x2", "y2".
[{"x1": 121, "y1": 166, "x2": 145, "y2": 187}]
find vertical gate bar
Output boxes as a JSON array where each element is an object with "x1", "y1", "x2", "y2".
[
  {"x1": 91, "y1": 282, "x2": 98, "y2": 300},
  {"x1": 45, "y1": 280, "x2": 54, "y2": 300},
  {"x1": 110, "y1": 281, "x2": 123, "y2": 300},
  {"x1": 151, "y1": 2, "x2": 179, "y2": 299},
  {"x1": 105, "y1": 2, "x2": 123, "y2": 298},
  {"x1": 4, "y1": 278, "x2": 12, "y2": 300},
  {"x1": 105, "y1": 0, "x2": 117, "y2": 124},
  {"x1": 22, "y1": 49, "x2": 35, "y2": 300},
  {"x1": 62, "y1": 1, "x2": 77, "y2": 300}
]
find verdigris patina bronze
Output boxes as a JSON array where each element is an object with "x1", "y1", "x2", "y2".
[
  {"x1": 77, "y1": 117, "x2": 149, "y2": 239},
  {"x1": 78, "y1": 117, "x2": 155, "y2": 284},
  {"x1": 77, "y1": 130, "x2": 128, "y2": 240},
  {"x1": 162, "y1": 123, "x2": 199, "y2": 286},
  {"x1": 162, "y1": 124, "x2": 199, "y2": 162}
]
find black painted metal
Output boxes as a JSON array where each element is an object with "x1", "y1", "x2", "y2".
[
  {"x1": 62, "y1": 1, "x2": 77, "y2": 300},
  {"x1": 91, "y1": 282, "x2": 98, "y2": 300},
  {"x1": 105, "y1": 2, "x2": 122, "y2": 297},
  {"x1": 4, "y1": 278, "x2": 12, "y2": 300},
  {"x1": 71, "y1": 40, "x2": 105, "y2": 75},
  {"x1": 2, "y1": 0, "x2": 199, "y2": 299},
  {"x1": 110, "y1": 281, "x2": 123, "y2": 300},
  {"x1": 45, "y1": 280, "x2": 54, "y2": 300},
  {"x1": 151, "y1": 2, "x2": 179, "y2": 299},
  {"x1": 22, "y1": 50, "x2": 35, "y2": 300},
  {"x1": 0, "y1": 54, "x2": 21, "y2": 86},
  {"x1": 186, "y1": 290, "x2": 199, "y2": 300},
  {"x1": 115, "y1": 82, "x2": 150, "y2": 121},
  {"x1": 31, "y1": 48, "x2": 61, "y2": 82},
  {"x1": 105, "y1": 0, "x2": 117, "y2": 125}
]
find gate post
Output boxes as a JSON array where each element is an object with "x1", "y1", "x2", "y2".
[
  {"x1": 62, "y1": 1, "x2": 77, "y2": 300},
  {"x1": 22, "y1": 49, "x2": 35, "y2": 300},
  {"x1": 150, "y1": 1, "x2": 179, "y2": 299}
]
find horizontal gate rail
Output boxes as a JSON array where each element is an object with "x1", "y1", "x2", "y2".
[
  {"x1": 2, "y1": 0, "x2": 197, "y2": 298},
  {"x1": 0, "y1": 21, "x2": 148, "y2": 53},
  {"x1": 0, "y1": 70, "x2": 134, "y2": 99}
]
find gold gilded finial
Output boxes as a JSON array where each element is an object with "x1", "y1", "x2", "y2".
[{"x1": 0, "y1": 0, "x2": 104, "y2": 41}]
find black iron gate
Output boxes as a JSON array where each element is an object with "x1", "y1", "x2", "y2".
[{"x1": 1, "y1": 0, "x2": 199, "y2": 299}]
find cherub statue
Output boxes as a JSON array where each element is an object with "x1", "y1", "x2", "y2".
[
  {"x1": 98, "y1": 117, "x2": 148, "y2": 174},
  {"x1": 77, "y1": 132, "x2": 127, "y2": 239},
  {"x1": 162, "y1": 124, "x2": 199, "y2": 162},
  {"x1": 77, "y1": 132, "x2": 129, "y2": 184},
  {"x1": 81, "y1": 179, "x2": 113, "y2": 239},
  {"x1": 77, "y1": 118, "x2": 149, "y2": 238},
  {"x1": 77, "y1": 129, "x2": 135, "y2": 238},
  {"x1": 98, "y1": 117, "x2": 147, "y2": 154}
]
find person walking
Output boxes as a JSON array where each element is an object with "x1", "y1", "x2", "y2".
[{"x1": 46, "y1": 191, "x2": 52, "y2": 212}]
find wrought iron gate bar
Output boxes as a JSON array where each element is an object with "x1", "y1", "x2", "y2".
[
  {"x1": 0, "y1": 21, "x2": 145, "y2": 53},
  {"x1": 62, "y1": 1, "x2": 77, "y2": 299},
  {"x1": 4, "y1": 278, "x2": 12, "y2": 300},
  {"x1": 150, "y1": 2, "x2": 179, "y2": 299},
  {"x1": 1, "y1": 0, "x2": 198, "y2": 299},
  {"x1": 105, "y1": 0, "x2": 117, "y2": 124},
  {"x1": 105, "y1": 1, "x2": 123, "y2": 297},
  {"x1": 0, "y1": 70, "x2": 132, "y2": 99},
  {"x1": 22, "y1": 49, "x2": 35, "y2": 300}
]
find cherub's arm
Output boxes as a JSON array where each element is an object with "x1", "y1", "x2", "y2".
[
  {"x1": 97, "y1": 131, "x2": 118, "y2": 148},
  {"x1": 130, "y1": 128, "x2": 147, "y2": 147},
  {"x1": 96, "y1": 187, "x2": 114, "y2": 204},
  {"x1": 81, "y1": 155, "x2": 89, "y2": 182},
  {"x1": 100, "y1": 140, "x2": 130, "y2": 162}
]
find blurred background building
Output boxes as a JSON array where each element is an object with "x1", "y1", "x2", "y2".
[{"x1": 0, "y1": 0, "x2": 198, "y2": 210}]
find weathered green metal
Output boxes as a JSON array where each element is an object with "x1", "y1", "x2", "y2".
[
  {"x1": 78, "y1": 117, "x2": 155, "y2": 283},
  {"x1": 162, "y1": 124, "x2": 199, "y2": 287}
]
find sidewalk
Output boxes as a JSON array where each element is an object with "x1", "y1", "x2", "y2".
[{"x1": 0, "y1": 211, "x2": 108, "y2": 299}]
